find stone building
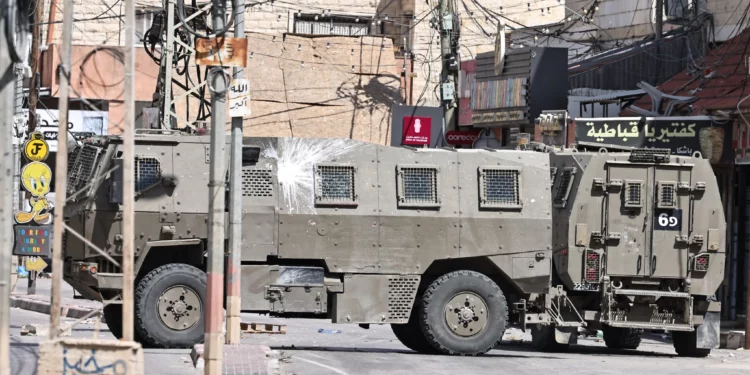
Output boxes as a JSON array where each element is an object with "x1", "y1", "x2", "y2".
[{"x1": 32, "y1": 0, "x2": 553, "y2": 144}]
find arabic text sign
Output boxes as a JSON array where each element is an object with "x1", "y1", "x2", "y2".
[
  {"x1": 575, "y1": 118, "x2": 732, "y2": 164},
  {"x1": 229, "y1": 79, "x2": 250, "y2": 117}
]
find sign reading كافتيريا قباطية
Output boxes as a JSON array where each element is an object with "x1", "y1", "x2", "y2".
[{"x1": 575, "y1": 117, "x2": 733, "y2": 164}]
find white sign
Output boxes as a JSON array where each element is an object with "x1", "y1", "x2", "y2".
[
  {"x1": 228, "y1": 79, "x2": 251, "y2": 118},
  {"x1": 17, "y1": 109, "x2": 109, "y2": 151}
]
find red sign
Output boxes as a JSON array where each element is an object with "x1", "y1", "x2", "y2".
[
  {"x1": 445, "y1": 130, "x2": 482, "y2": 145},
  {"x1": 403, "y1": 116, "x2": 432, "y2": 146}
]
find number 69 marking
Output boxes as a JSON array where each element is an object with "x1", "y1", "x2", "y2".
[{"x1": 658, "y1": 213, "x2": 678, "y2": 227}]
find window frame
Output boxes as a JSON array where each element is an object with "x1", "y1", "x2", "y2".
[
  {"x1": 396, "y1": 164, "x2": 441, "y2": 209},
  {"x1": 478, "y1": 166, "x2": 522, "y2": 210},
  {"x1": 313, "y1": 163, "x2": 359, "y2": 207}
]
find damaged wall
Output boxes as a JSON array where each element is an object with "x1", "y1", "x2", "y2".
[{"x1": 235, "y1": 34, "x2": 400, "y2": 144}]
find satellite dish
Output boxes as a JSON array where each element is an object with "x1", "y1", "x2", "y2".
[{"x1": 494, "y1": 21, "x2": 506, "y2": 76}]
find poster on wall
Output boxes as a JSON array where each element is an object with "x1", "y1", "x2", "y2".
[{"x1": 575, "y1": 116, "x2": 732, "y2": 164}]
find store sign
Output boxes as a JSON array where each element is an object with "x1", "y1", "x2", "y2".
[
  {"x1": 20, "y1": 109, "x2": 108, "y2": 152},
  {"x1": 575, "y1": 117, "x2": 732, "y2": 164},
  {"x1": 445, "y1": 130, "x2": 482, "y2": 145},
  {"x1": 471, "y1": 109, "x2": 526, "y2": 126},
  {"x1": 391, "y1": 106, "x2": 443, "y2": 148},
  {"x1": 402, "y1": 116, "x2": 432, "y2": 146}
]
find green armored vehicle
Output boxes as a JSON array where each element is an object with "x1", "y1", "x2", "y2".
[{"x1": 59, "y1": 131, "x2": 724, "y2": 357}]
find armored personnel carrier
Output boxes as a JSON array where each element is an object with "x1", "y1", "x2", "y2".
[
  {"x1": 57, "y1": 131, "x2": 724, "y2": 357},
  {"x1": 524, "y1": 147, "x2": 724, "y2": 357}
]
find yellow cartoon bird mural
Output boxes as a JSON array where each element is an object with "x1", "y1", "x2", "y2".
[{"x1": 15, "y1": 162, "x2": 53, "y2": 224}]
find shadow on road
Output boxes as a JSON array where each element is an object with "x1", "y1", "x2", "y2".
[
  {"x1": 270, "y1": 345, "x2": 566, "y2": 360},
  {"x1": 496, "y1": 341, "x2": 677, "y2": 358}
]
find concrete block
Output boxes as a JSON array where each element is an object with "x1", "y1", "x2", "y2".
[
  {"x1": 37, "y1": 338, "x2": 144, "y2": 375},
  {"x1": 720, "y1": 330, "x2": 746, "y2": 349},
  {"x1": 190, "y1": 344, "x2": 205, "y2": 369}
]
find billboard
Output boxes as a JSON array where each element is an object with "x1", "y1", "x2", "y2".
[{"x1": 17, "y1": 109, "x2": 109, "y2": 151}]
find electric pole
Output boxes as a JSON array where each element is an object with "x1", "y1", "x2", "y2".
[
  {"x1": 205, "y1": 0, "x2": 229, "y2": 371},
  {"x1": 226, "y1": 0, "x2": 245, "y2": 345},
  {"x1": 655, "y1": 0, "x2": 663, "y2": 40},
  {"x1": 122, "y1": 0, "x2": 136, "y2": 342},
  {"x1": 49, "y1": 0, "x2": 75, "y2": 338},
  {"x1": 28, "y1": 0, "x2": 43, "y2": 132},
  {"x1": 1, "y1": 8, "x2": 18, "y2": 373},
  {"x1": 439, "y1": 0, "x2": 459, "y2": 144}
]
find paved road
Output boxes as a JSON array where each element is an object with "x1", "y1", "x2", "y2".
[
  {"x1": 9, "y1": 308, "x2": 197, "y2": 375},
  {"x1": 239, "y1": 314, "x2": 750, "y2": 375}
]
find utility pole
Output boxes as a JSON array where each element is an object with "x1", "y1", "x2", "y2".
[
  {"x1": 226, "y1": 0, "x2": 245, "y2": 345},
  {"x1": 1, "y1": 7, "x2": 18, "y2": 373},
  {"x1": 49, "y1": 0, "x2": 75, "y2": 337},
  {"x1": 439, "y1": 0, "x2": 458, "y2": 145},
  {"x1": 122, "y1": 0, "x2": 136, "y2": 342},
  {"x1": 28, "y1": 0, "x2": 43, "y2": 132},
  {"x1": 205, "y1": 0, "x2": 229, "y2": 371}
]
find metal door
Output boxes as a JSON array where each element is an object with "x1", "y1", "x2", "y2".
[
  {"x1": 606, "y1": 164, "x2": 651, "y2": 277},
  {"x1": 649, "y1": 166, "x2": 692, "y2": 278}
]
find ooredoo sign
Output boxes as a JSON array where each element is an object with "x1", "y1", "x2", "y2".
[{"x1": 445, "y1": 130, "x2": 482, "y2": 145}]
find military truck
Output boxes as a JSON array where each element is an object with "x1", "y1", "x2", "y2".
[
  {"x1": 57, "y1": 130, "x2": 724, "y2": 357},
  {"x1": 525, "y1": 147, "x2": 724, "y2": 357}
]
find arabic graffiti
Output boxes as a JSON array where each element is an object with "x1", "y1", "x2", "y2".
[
  {"x1": 575, "y1": 118, "x2": 731, "y2": 164},
  {"x1": 62, "y1": 349, "x2": 128, "y2": 375}
]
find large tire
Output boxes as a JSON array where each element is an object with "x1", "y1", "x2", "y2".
[
  {"x1": 102, "y1": 304, "x2": 124, "y2": 339},
  {"x1": 602, "y1": 326, "x2": 642, "y2": 350},
  {"x1": 531, "y1": 325, "x2": 570, "y2": 352},
  {"x1": 419, "y1": 270, "x2": 508, "y2": 356},
  {"x1": 135, "y1": 264, "x2": 207, "y2": 348},
  {"x1": 672, "y1": 331, "x2": 711, "y2": 358},
  {"x1": 102, "y1": 303, "x2": 143, "y2": 342},
  {"x1": 391, "y1": 301, "x2": 436, "y2": 354}
]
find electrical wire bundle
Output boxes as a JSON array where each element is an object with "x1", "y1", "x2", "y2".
[{"x1": 146, "y1": 0, "x2": 241, "y2": 130}]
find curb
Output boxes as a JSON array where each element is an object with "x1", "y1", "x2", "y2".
[{"x1": 10, "y1": 296, "x2": 99, "y2": 320}]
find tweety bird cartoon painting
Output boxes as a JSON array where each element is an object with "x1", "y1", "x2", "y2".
[{"x1": 15, "y1": 162, "x2": 54, "y2": 224}]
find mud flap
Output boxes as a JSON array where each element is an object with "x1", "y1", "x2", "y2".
[
  {"x1": 554, "y1": 326, "x2": 578, "y2": 345},
  {"x1": 696, "y1": 311, "x2": 720, "y2": 349}
]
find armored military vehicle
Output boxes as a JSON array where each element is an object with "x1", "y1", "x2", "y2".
[
  {"x1": 524, "y1": 147, "x2": 725, "y2": 357},
  {"x1": 57, "y1": 130, "x2": 724, "y2": 357}
]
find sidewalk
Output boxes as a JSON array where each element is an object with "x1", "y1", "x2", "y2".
[{"x1": 10, "y1": 278, "x2": 103, "y2": 319}]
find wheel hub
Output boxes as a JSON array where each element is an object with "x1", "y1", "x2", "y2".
[
  {"x1": 444, "y1": 292, "x2": 488, "y2": 337},
  {"x1": 157, "y1": 286, "x2": 202, "y2": 331}
]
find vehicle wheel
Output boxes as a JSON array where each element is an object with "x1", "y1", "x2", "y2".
[
  {"x1": 531, "y1": 324, "x2": 569, "y2": 352},
  {"x1": 391, "y1": 301, "x2": 436, "y2": 354},
  {"x1": 102, "y1": 304, "x2": 143, "y2": 341},
  {"x1": 135, "y1": 264, "x2": 207, "y2": 348},
  {"x1": 419, "y1": 270, "x2": 507, "y2": 356},
  {"x1": 672, "y1": 331, "x2": 711, "y2": 357},
  {"x1": 602, "y1": 326, "x2": 642, "y2": 350}
]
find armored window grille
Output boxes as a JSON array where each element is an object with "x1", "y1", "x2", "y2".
[
  {"x1": 479, "y1": 167, "x2": 522, "y2": 209},
  {"x1": 314, "y1": 164, "x2": 357, "y2": 206},
  {"x1": 135, "y1": 157, "x2": 161, "y2": 193},
  {"x1": 550, "y1": 167, "x2": 558, "y2": 187},
  {"x1": 67, "y1": 145, "x2": 103, "y2": 195},
  {"x1": 396, "y1": 165, "x2": 440, "y2": 208},
  {"x1": 242, "y1": 168, "x2": 274, "y2": 197},
  {"x1": 553, "y1": 168, "x2": 576, "y2": 208},
  {"x1": 658, "y1": 182, "x2": 677, "y2": 208},
  {"x1": 624, "y1": 180, "x2": 644, "y2": 208}
]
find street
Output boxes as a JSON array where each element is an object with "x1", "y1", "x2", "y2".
[{"x1": 7, "y1": 278, "x2": 750, "y2": 374}]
